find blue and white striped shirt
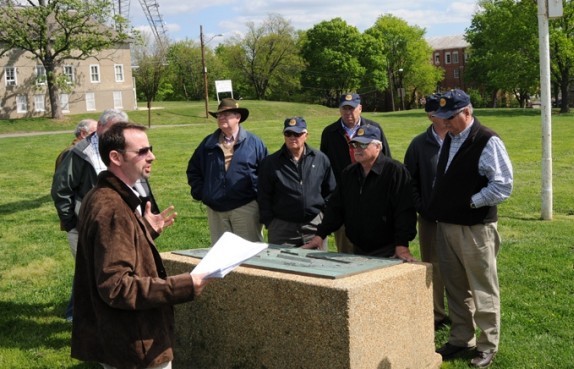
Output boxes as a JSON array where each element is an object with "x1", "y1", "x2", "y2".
[{"x1": 444, "y1": 120, "x2": 513, "y2": 207}]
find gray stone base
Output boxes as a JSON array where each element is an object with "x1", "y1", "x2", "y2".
[{"x1": 162, "y1": 252, "x2": 442, "y2": 369}]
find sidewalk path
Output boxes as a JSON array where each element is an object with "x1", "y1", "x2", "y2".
[{"x1": 0, "y1": 124, "x2": 193, "y2": 139}]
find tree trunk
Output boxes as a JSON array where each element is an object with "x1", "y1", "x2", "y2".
[
  {"x1": 47, "y1": 70, "x2": 62, "y2": 119},
  {"x1": 559, "y1": 70, "x2": 570, "y2": 113}
]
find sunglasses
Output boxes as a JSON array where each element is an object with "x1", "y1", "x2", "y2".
[
  {"x1": 349, "y1": 142, "x2": 370, "y2": 149},
  {"x1": 119, "y1": 146, "x2": 153, "y2": 156},
  {"x1": 284, "y1": 131, "x2": 305, "y2": 138},
  {"x1": 447, "y1": 109, "x2": 466, "y2": 120}
]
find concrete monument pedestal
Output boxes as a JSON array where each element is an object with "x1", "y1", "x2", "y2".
[{"x1": 162, "y1": 251, "x2": 442, "y2": 369}]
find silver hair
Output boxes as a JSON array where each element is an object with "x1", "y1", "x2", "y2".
[
  {"x1": 74, "y1": 119, "x2": 95, "y2": 138},
  {"x1": 98, "y1": 108, "x2": 128, "y2": 127},
  {"x1": 371, "y1": 139, "x2": 383, "y2": 147}
]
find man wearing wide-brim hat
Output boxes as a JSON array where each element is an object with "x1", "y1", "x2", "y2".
[{"x1": 187, "y1": 98, "x2": 268, "y2": 244}]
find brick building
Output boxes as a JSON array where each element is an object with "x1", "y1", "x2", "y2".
[{"x1": 427, "y1": 35, "x2": 470, "y2": 92}]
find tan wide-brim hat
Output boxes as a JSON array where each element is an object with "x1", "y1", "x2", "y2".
[{"x1": 208, "y1": 98, "x2": 250, "y2": 123}]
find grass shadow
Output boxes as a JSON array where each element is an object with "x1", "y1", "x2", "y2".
[{"x1": 0, "y1": 194, "x2": 52, "y2": 215}]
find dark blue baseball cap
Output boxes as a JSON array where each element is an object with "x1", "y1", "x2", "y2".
[
  {"x1": 433, "y1": 89, "x2": 471, "y2": 119},
  {"x1": 283, "y1": 117, "x2": 307, "y2": 133},
  {"x1": 349, "y1": 124, "x2": 380, "y2": 144},
  {"x1": 425, "y1": 93, "x2": 441, "y2": 112},
  {"x1": 339, "y1": 93, "x2": 361, "y2": 108}
]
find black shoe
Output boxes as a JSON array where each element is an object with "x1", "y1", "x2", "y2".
[
  {"x1": 471, "y1": 351, "x2": 496, "y2": 367},
  {"x1": 434, "y1": 317, "x2": 451, "y2": 330},
  {"x1": 436, "y1": 343, "x2": 475, "y2": 360}
]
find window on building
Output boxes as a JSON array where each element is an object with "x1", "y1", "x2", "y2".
[
  {"x1": 445, "y1": 52, "x2": 451, "y2": 64},
  {"x1": 34, "y1": 94, "x2": 45, "y2": 112},
  {"x1": 5, "y1": 67, "x2": 16, "y2": 86},
  {"x1": 465, "y1": 52, "x2": 470, "y2": 61},
  {"x1": 434, "y1": 53, "x2": 440, "y2": 65},
  {"x1": 453, "y1": 51, "x2": 459, "y2": 64},
  {"x1": 63, "y1": 65, "x2": 75, "y2": 84},
  {"x1": 36, "y1": 65, "x2": 47, "y2": 85},
  {"x1": 454, "y1": 69, "x2": 460, "y2": 79},
  {"x1": 90, "y1": 64, "x2": 100, "y2": 83},
  {"x1": 86, "y1": 92, "x2": 96, "y2": 111},
  {"x1": 60, "y1": 93, "x2": 70, "y2": 112},
  {"x1": 114, "y1": 64, "x2": 124, "y2": 82},
  {"x1": 113, "y1": 91, "x2": 123, "y2": 109},
  {"x1": 16, "y1": 95, "x2": 27, "y2": 113}
]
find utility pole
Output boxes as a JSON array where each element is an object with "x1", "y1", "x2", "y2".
[
  {"x1": 200, "y1": 25, "x2": 209, "y2": 119},
  {"x1": 537, "y1": 0, "x2": 562, "y2": 220},
  {"x1": 200, "y1": 25, "x2": 223, "y2": 119}
]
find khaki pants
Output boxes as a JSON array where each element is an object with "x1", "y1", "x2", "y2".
[
  {"x1": 207, "y1": 200, "x2": 263, "y2": 245},
  {"x1": 436, "y1": 222, "x2": 501, "y2": 353}
]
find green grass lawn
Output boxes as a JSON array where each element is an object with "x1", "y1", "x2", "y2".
[{"x1": 0, "y1": 101, "x2": 573, "y2": 368}]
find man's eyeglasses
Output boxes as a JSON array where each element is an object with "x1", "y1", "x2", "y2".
[
  {"x1": 349, "y1": 142, "x2": 370, "y2": 149},
  {"x1": 119, "y1": 146, "x2": 153, "y2": 156},
  {"x1": 284, "y1": 131, "x2": 305, "y2": 138},
  {"x1": 447, "y1": 109, "x2": 466, "y2": 120}
]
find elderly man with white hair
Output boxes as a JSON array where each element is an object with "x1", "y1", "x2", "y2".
[{"x1": 304, "y1": 124, "x2": 417, "y2": 261}]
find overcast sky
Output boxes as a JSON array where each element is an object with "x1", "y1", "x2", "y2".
[{"x1": 128, "y1": 0, "x2": 480, "y2": 44}]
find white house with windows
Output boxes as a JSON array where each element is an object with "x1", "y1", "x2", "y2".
[{"x1": 0, "y1": 43, "x2": 135, "y2": 119}]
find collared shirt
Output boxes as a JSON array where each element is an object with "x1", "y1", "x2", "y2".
[
  {"x1": 340, "y1": 117, "x2": 362, "y2": 138},
  {"x1": 88, "y1": 134, "x2": 107, "y2": 174},
  {"x1": 431, "y1": 125, "x2": 444, "y2": 147},
  {"x1": 445, "y1": 120, "x2": 513, "y2": 207}
]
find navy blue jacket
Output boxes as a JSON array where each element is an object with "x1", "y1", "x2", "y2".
[
  {"x1": 257, "y1": 144, "x2": 336, "y2": 227},
  {"x1": 187, "y1": 127, "x2": 268, "y2": 212}
]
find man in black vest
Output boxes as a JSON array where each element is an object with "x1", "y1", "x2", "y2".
[{"x1": 429, "y1": 89, "x2": 513, "y2": 368}]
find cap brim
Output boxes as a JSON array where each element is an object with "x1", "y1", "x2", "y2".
[
  {"x1": 349, "y1": 137, "x2": 372, "y2": 144},
  {"x1": 340, "y1": 102, "x2": 359, "y2": 108},
  {"x1": 432, "y1": 109, "x2": 456, "y2": 119},
  {"x1": 284, "y1": 127, "x2": 307, "y2": 133}
]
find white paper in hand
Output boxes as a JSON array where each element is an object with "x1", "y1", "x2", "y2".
[{"x1": 190, "y1": 232, "x2": 268, "y2": 279}]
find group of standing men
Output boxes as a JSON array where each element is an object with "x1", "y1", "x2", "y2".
[
  {"x1": 50, "y1": 88, "x2": 512, "y2": 369},
  {"x1": 188, "y1": 91, "x2": 513, "y2": 368}
]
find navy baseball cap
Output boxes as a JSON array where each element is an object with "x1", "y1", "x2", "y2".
[
  {"x1": 433, "y1": 89, "x2": 471, "y2": 119},
  {"x1": 425, "y1": 93, "x2": 441, "y2": 112},
  {"x1": 349, "y1": 125, "x2": 380, "y2": 144},
  {"x1": 339, "y1": 93, "x2": 361, "y2": 108},
  {"x1": 283, "y1": 117, "x2": 307, "y2": 133}
]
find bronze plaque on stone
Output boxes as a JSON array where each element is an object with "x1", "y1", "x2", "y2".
[{"x1": 173, "y1": 245, "x2": 402, "y2": 279}]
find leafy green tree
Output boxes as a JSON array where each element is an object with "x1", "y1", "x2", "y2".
[
  {"x1": 164, "y1": 40, "x2": 203, "y2": 101},
  {"x1": 466, "y1": 0, "x2": 540, "y2": 108},
  {"x1": 299, "y1": 18, "x2": 365, "y2": 106},
  {"x1": 132, "y1": 33, "x2": 169, "y2": 127},
  {"x1": 218, "y1": 14, "x2": 301, "y2": 100},
  {"x1": 364, "y1": 15, "x2": 442, "y2": 111},
  {"x1": 0, "y1": 0, "x2": 130, "y2": 119},
  {"x1": 549, "y1": 0, "x2": 574, "y2": 113}
]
